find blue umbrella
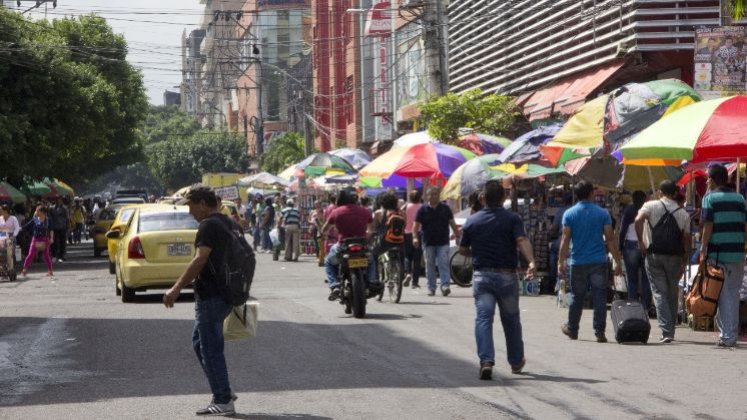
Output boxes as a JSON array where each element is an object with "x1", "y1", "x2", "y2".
[
  {"x1": 497, "y1": 123, "x2": 563, "y2": 163},
  {"x1": 329, "y1": 148, "x2": 372, "y2": 169}
]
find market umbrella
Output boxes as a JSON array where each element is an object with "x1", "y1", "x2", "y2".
[
  {"x1": 359, "y1": 143, "x2": 475, "y2": 186},
  {"x1": 44, "y1": 178, "x2": 74, "y2": 198},
  {"x1": 172, "y1": 185, "x2": 192, "y2": 198},
  {"x1": 566, "y1": 156, "x2": 683, "y2": 191},
  {"x1": 392, "y1": 131, "x2": 437, "y2": 149},
  {"x1": 295, "y1": 153, "x2": 357, "y2": 178},
  {"x1": 238, "y1": 172, "x2": 290, "y2": 189},
  {"x1": 457, "y1": 133, "x2": 511, "y2": 156},
  {"x1": 497, "y1": 123, "x2": 563, "y2": 163},
  {"x1": 20, "y1": 180, "x2": 52, "y2": 197},
  {"x1": 329, "y1": 148, "x2": 372, "y2": 169},
  {"x1": 0, "y1": 182, "x2": 26, "y2": 203},
  {"x1": 278, "y1": 164, "x2": 301, "y2": 181},
  {"x1": 621, "y1": 95, "x2": 747, "y2": 165},
  {"x1": 441, "y1": 154, "x2": 507, "y2": 200}
]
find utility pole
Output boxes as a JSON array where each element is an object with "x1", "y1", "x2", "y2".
[
  {"x1": 423, "y1": 0, "x2": 447, "y2": 96},
  {"x1": 390, "y1": 1, "x2": 399, "y2": 140}
]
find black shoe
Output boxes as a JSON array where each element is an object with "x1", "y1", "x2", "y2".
[
  {"x1": 561, "y1": 324, "x2": 578, "y2": 340},
  {"x1": 328, "y1": 288, "x2": 340, "y2": 301},
  {"x1": 411, "y1": 283, "x2": 420, "y2": 289},
  {"x1": 441, "y1": 287, "x2": 451, "y2": 297},
  {"x1": 368, "y1": 282, "x2": 384, "y2": 297},
  {"x1": 717, "y1": 340, "x2": 736, "y2": 348},
  {"x1": 596, "y1": 334, "x2": 608, "y2": 343},
  {"x1": 479, "y1": 362, "x2": 493, "y2": 380}
]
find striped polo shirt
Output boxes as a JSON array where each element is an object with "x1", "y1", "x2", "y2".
[
  {"x1": 281, "y1": 207, "x2": 301, "y2": 226},
  {"x1": 701, "y1": 188, "x2": 747, "y2": 263}
]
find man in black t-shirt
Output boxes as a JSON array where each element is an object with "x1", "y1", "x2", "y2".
[
  {"x1": 163, "y1": 185, "x2": 237, "y2": 416},
  {"x1": 412, "y1": 187, "x2": 461, "y2": 297}
]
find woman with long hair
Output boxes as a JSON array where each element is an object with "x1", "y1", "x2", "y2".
[
  {"x1": 619, "y1": 191, "x2": 651, "y2": 309},
  {"x1": 403, "y1": 190, "x2": 423, "y2": 288},
  {"x1": 21, "y1": 205, "x2": 54, "y2": 277}
]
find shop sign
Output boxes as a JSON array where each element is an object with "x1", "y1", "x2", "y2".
[{"x1": 694, "y1": 26, "x2": 747, "y2": 99}]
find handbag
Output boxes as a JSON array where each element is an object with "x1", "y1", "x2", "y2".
[
  {"x1": 685, "y1": 261, "x2": 725, "y2": 317},
  {"x1": 223, "y1": 301, "x2": 259, "y2": 341},
  {"x1": 34, "y1": 240, "x2": 47, "y2": 252}
]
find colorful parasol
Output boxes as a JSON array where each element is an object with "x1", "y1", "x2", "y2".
[
  {"x1": 20, "y1": 180, "x2": 52, "y2": 197},
  {"x1": 0, "y1": 182, "x2": 26, "y2": 203},
  {"x1": 441, "y1": 155, "x2": 506, "y2": 200},
  {"x1": 566, "y1": 156, "x2": 683, "y2": 191},
  {"x1": 238, "y1": 172, "x2": 290, "y2": 189},
  {"x1": 392, "y1": 131, "x2": 437, "y2": 149},
  {"x1": 498, "y1": 123, "x2": 563, "y2": 163},
  {"x1": 621, "y1": 95, "x2": 747, "y2": 165},
  {"x1": 457, "y1": 133, "x2": 511, "y2": 156},
  {"x1": 294, "y1": 153, "x2": 357, "y2": 178},
  {"x1": 44, "y1": 178, "x2": 74, "y2": 198},
  {"x1": 329, "y1": 148, "x2": 372, "y2": 169}
]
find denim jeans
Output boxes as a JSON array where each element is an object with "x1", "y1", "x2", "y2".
[
  {"x1": 566, "y1": 263, "x2": 609, "y2": 336},
  {"x1": 425, "y1": 244, "x2": 451, "y2": 292},
  {"x1": 261, "y1": 227, "x2": 272, "y2": 250},
  {"x1": 192, "y1": 295, "x2": 233, "y2": 404},
  {"x1": 623, "y1": 240, "x2": 651, "y2": 309},
  {"x1": 472, "y1": 271, "x2": 524, "y2": 366},
  {"x1": 645, "y1": 253, "x2": 683, "y2": 339},
  {"x1": 252, "y1": 226, "x2": 261, "y2": 249},
  {"x1": 714, "y1": 260, "x2": 745, "y2": 346},
  {"x1": 324, "y1": 243, "x2": 377, "y2": 289}
]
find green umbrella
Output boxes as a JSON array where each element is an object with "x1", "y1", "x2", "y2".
[
  {"x1": 0, "y1": 182, "x2": 27, "y2": 203},
  {"x1": 21, "y1": 180, "x2": 52, "y2": 197},
  {"x1": 44, "y1": 178, "x2": 74, "y2": 198}
]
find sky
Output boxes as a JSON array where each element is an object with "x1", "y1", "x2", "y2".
[{"x1": 19, "y1": 0, "x2": 206, "y2": 105}]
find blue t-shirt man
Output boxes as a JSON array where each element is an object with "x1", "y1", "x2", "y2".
[
  {"x1": 460, "y1": 207, "x2": 526, "y2": 270},
  {"x1": 562, "y1": 201, "x2": 612, "y2": 265}
]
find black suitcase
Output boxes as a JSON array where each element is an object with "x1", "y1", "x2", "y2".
[{"x1": 610, "y1": 300, "x2": 651, "y2": 344}]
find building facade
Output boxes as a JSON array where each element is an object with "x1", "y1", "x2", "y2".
[
  {"x1": 180, "y1": 29, "x2": 205, "y2": 115},
  {"x1": 449, "y1": 0, "x2": 722, "y2": 122}
]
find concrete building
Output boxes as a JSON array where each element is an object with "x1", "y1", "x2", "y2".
[
  {"x1": 163, "y1": 90, "x2": 181, "y2": 106},
  {"x1": 180, "y1": 29, "x2": 206, "y2": 116},
  {"x1": 234, "y1": 0, "x2": 312, "y2": 166},
  {"x1": 448, "y1": 1, "x2": 722, "y2": 122}
]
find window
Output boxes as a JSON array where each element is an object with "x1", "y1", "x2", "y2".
[{"x1": 138, "y1": 212, "x2": 199, "y2": 233}]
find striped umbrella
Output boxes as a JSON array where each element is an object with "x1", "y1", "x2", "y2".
[{"x1": 0, "y1": 182, "x2": 26, "y2": 203}]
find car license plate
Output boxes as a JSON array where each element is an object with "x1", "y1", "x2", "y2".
[
  {"x1": 348, "y1": 258, "x2": 368, "y2": 268},
  {"x1": 167, "y1": 243, "x2": 191, "y2": 256}
]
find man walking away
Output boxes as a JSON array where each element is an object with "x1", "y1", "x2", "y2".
[
  {"x1": 281, "y1": 199, "x2": 301, "y2": 261},
  {"x1": 260, "y1": 197, "x2": 275, "y2": 252},
  {"x1": 459, "y1": 181, "x2": 535, "y2": 380},
  {"x1": 412, "y1": 187, "x2": 460, "y2": 297},
  {"x1": 635, "y1": 181, "x2": 690, "y2": 343},
  {"x1": 559, "y1": 181, "x2": 623, "y2": 343},
  {"x1": 163, "y1": 185, "x2": 237, "y2": 416},
  {"x1": 49, "y1": 197, "x2": 69, "y2": 262},
  {"x1": 699, "y1": 164, "x2": 747, "y2": 348}
]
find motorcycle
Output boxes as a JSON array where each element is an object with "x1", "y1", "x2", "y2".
[{"x1": 335, "y1": 237, "x2": 378, "y2": 318}]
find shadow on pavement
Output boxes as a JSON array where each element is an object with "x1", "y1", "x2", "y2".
[
  {"x1": 229, "y1": 414, "x2": 332, "y2": 420},
  {"x1": 508, "y1": 372, "x2": 606, "y2": 384}
]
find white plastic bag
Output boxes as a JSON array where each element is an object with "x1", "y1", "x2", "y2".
[
  {"x1": 223, "y1": 301, "x2": 259, "y2": 341},
  {"x1": 269, "y1": 228, "x2": 280, "y2": 247}
]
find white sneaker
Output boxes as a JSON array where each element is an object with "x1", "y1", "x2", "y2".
[{"x1": 196, "y1": 401, "x2": 235, "y2": 416}]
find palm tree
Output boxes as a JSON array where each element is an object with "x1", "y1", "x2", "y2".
[{"x1": 260, "y1": 132, "x2": 307, "y2": 175}]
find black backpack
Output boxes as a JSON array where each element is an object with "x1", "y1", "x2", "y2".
[
  {"x1": 209, "y1": 214, "x2": 257, "y2": 305},
  {"x1": 648, "y1": 201, "x2": 684, "y2": 255}
]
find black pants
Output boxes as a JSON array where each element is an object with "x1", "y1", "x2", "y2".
[
  {"x1": 52, "y1": 229, "x2": 67, "y2": 259},
  {"x1": 404, "y1": 233, "x2": 422, "y2": 285}
]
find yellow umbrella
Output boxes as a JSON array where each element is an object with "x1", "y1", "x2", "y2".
[{"x1": 547, "y1": 94, "x2": 608, "y2": 149}]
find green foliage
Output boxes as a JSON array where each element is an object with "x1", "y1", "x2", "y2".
[
  {"x1": 0, "y1": 11, "x2": 148, "y2": 185},
  {"x1": 733, "y1": 0, "x2": 746, "y2": 20},
  {"x1": 260, "y1": 132, "x2": 308, "y2": 175},
  {"x1": 148, "y1": 130, "x2": 249, "y2": 190},
  {"x1": 418, "y1": 89, "x2": 519, "y2": 143}
]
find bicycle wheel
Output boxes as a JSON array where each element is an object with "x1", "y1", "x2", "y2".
[
  {"x1": 450, "y1": 251, "x2": 473, "y2": 288},
  {"x1": 388, "y1": 256, "x2": 404, "y2": 303},
  {"x1": 376, "y1": 258, "x2": 385, "y2": 302}
]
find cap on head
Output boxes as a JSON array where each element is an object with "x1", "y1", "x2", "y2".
[{"x1": 286, "y1": 199, "x2": 294, "y2": 206}]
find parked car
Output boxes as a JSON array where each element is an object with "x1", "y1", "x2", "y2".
[
  {"x1": 106, "y1": 205, "x2": 139, "y2": 274},
  {"x1": 108, "y1": 204, "x2": 198, "y2": 302},
  {"x1": 92, "y1": 197, "x2": 146, "y2": 257}
]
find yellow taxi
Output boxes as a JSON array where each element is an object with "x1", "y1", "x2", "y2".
[
  {"x1": 220, "y1": 200, "x2": 247, "y2": 231},
  {"x1": 108, "y1": 204, "x2": 198, "y2": 302},
  {"x1": 92, "y1": 197, "x2": 145, "y2": 257},
  {"x1": 106, "y1": 205, "x2": 139, "y2": 274}
]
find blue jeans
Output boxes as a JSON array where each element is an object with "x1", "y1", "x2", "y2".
[
  {"x1": 324, "y1": 243, "x2": 377, "y2": 289},
  {"x1": 714, "y1": 260, "x2": 745, "y2": 346},
  {"x1": 252, "y1": 226, "x2": 261, "y2": 249},
  {"x1": 425, "y1": 244, "x2": 450, "y2": 292},
  {"x1": 623, "y1": 241, "x2": 651, "y2": 308},
  {"x1": 473, "y1": 271, "x2": 524, "y2": 366},
  {"x1": 192, "y1": 296, "x2": 234, "y2": 404},
  {"x1": 261, "y1": 227, "x2": 272, "y2": 250},
  {"x1": 566, "y1": 263, "x2": 609, "y2": 336}
]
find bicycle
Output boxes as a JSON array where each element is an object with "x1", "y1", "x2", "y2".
[
  {"x1": 377, "y1": 246, "x2": 404, "y2": 303},
  {"x1": 449, "y1": 249, "x2": 473, "y2": 288}
]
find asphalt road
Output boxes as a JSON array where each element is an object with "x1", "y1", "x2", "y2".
[{"x1": 1, "y1": 240, "x2": 745, "y2": 420}]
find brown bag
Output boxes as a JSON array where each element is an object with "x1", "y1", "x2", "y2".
[{"x1": 685, "y1": 262, "x2": 725, "y2": 317}]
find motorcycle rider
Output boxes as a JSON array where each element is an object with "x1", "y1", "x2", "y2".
[{"x1": 321, "y1": 189, "x2": 382, "y2": 301}]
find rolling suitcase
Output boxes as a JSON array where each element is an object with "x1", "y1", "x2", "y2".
[{"x1": 610, "y1": 300, "x2": 651, "y2": 344}]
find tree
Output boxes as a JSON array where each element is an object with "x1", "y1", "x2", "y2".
[
  {"x1": 0, "y1": 11, "x2": 148, "y2": 186},
  {"x1": 260, "y1": 132, "x2": 308, "y2": 175},
  {"x1": 418, "y1": 89, "x2": 520, "y2": 144},
  {"x1": 148, "y1": 131, "x2": 249, "y2": 190}
]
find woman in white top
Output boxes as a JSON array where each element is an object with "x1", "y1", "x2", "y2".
[{"x1": 0, "y1": 204, "x2": 21, "y2": 237}]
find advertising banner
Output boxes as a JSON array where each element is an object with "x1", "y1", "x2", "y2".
[
  {"x1": 214, "y1": 185, "x2": 240, "y2": 201},
  {"x1": 694, "y1": 26, "x2": 747, "y2": 99}
]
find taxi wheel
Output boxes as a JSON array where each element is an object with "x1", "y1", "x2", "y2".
[
  {"x1": 109, "y1": 261, "x2": 115, "y2": 275},
  {"x1": 94, "y1": 247, "x2": 102, "y2": 258},
  {"x1": 115, "y1": 271, "x2": 121, "y2": 296},
  {"x1": 121, "y1": 280, "x2": 135, "y2": 303}
]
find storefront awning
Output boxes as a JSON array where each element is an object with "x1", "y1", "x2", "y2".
[{"x1": 521, "y1": 60, "x2": 627, "y2": 121}]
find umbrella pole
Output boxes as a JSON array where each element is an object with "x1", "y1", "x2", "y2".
[
  {"x1": 647, "y1": 166, "x2": 655, "y2": 193},
  {"x1": 738, "y1": 158, "x2": 741, "y2": 195}
]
